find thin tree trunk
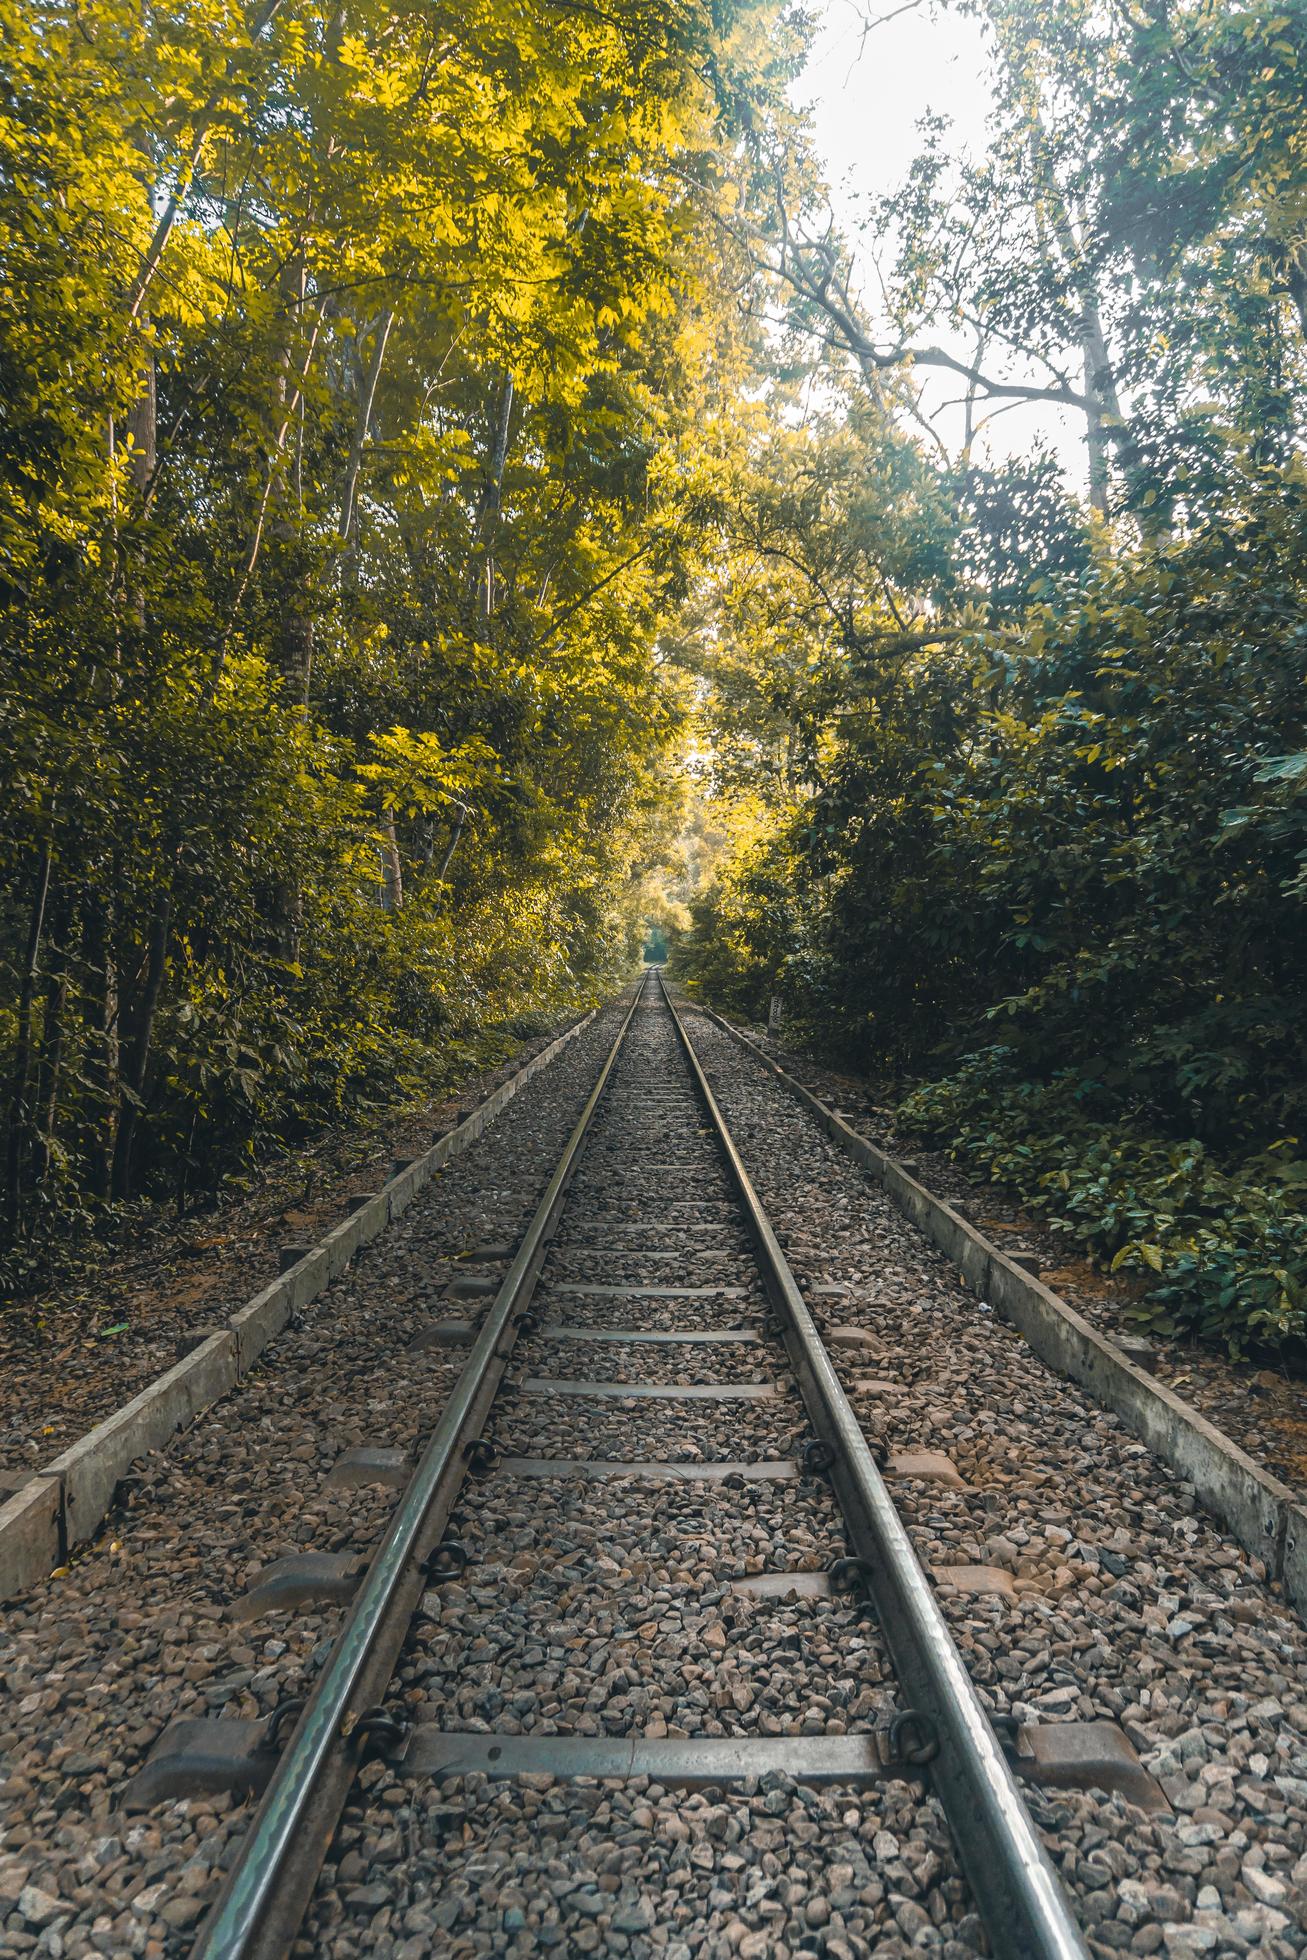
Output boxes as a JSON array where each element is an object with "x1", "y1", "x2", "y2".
[
  {"x1": 126, "y1": 354, "x2": 157, "y2": 492},
  {"x1": 1081, "y1": 310, "x2": 1112, "y2": 515},
  {"x1": 481, "y1": 373, "x2": 514, "y2": 617},
  {"x1": 120, "y1": 349, "x2": 158, "y2": 644},
  {"x1": 465, "y1": 373, "x2": 515, "y2": 616},
  {"x1": 5, "y1": 844, "x2": 52, "y2": 1237},
  {"x1": 84, "y1": 898, "x2": 120, "y2": 1200},
  {"x1": 271, "y1": 253, "x2": 314, "y2": 707},
  {"x1": 262, "y1": 256, "x2": 318, "y2": 959},
  {"x1": 1056, "y1": 245, "x2": 1126, "y2": 511},
  {"x1": 487, "y1": 374, "x2": 514, "y2": 513},
  {"x1": 339, "y1": 308, "x2": 395, "y2": 576},
  {"x1": 1026, "y1": 124, "x2": 1136, "y2": 513},
  {"x1": 435, "y1": 802, "x2": 468, "y2": 886},
  {"x1": 380, "y1": 811, "x2": 404, "y2": 911},
  {"x1": 110, "y1": 893, "x2": 172, "y2": 1201},
  {"x1": 35, "y1": 904, "x2": 71, "y2": 1188},
  {"x1": 211, "y1": 294, "x2": 324, "y2": 690}
]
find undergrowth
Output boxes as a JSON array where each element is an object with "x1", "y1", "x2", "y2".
[{"x1": 898, "y1": 1047, "x2": 1307, "y2": 1355}]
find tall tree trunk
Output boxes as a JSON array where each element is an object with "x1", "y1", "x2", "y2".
[
  {"x1": 435, "y1": 802, "x2": 468, "y2": 887},
  {"x1": 126, "y1": 352, "x2": 157, "y2": 497},
  {"x1": 209, "y1": 294, "x2": 325, "y2": 692},
  {"x1": 105, "y1": 307, "x2": 168, "y2": 1198},
  {"x1": 1064, "y1": 267, "x2": 1137, "y2": 513},
  {"x1": 266, "y1": 254, "x2": 316, "y2": 961},
  {"x1": 339, "y1": 308, "x2": 395, "y2": 584},
  {"x1": 35, "y1": 899, "x2": 71, "y2": 1188},
  {"x1": 110, "y1": 893, "x2": 172, "y2": 1201},
  {"x1": 123, "y1": 60, "x2": 158, "y2": 621},
  {"x1": 1026, "y1": 124, "x2": 1138, "y2": 514},
  {"x1": 116, "y1": 349, "x2": 158, "y2": 651},
  {"x1": 1080, "y1": 304, "x2": 1114, "y2": 516},
  {"x1": 487, "y1": 374, "x2": 514, "y2": 514},
  {"x1": 5, "y1": 844, "x2": 52, "y2": 1238},
  {"x1": 465, "y1": 372, "x2": 515, "y2": 616},
  {"x1": 84, "y1": 897, "x2": 120, "y2": 1200},
  {"x1": 380, "y1": 811, "x2": 404, "y2": 911},
  {"x1": 271, "y1": 258, "x2": 315, "y2": 709}
]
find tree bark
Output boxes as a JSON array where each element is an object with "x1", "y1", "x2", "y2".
[
  {"x1": 487, "y1": 374, "x2": 514, "y2": 515},
  {"x1": 435, "y1": 802, "x2": 468, "y2": 887},
  {"x1": 263, "y1": 256, "x2": 318, "y2": 961},
  {"x1": 126, "y1": 353, "x2": 157, "y2": 491},
  {"x1": 339, "y1": 308, "x2": 395, "y2": 578},
  {"x1": 1080, "y1": 303, "x2": 1115, "y2": 515},
  {"x1": 213, "y1": 283, "x2": 324, "y2": 692},
  {"x1": 5, "y1": 843, "x2": 52, "y2": 1238},
  {"x1": 110, "y1": 893, "x2": 172, "y2": 1202},
  {"x1": 271, "y1": 254, "x2": 314, "y2": 707},
  {"x1": 1039, "y1": 131, "x2": 1156, "y2": 516},
  {"x1": 467, "y1": 373, "x2": 514, "y2": 617},
  {"x1": 83, "y1": 898, "x2": 120, "y2": 1200},
  {"x1": 380, "y1": 811, "x2": 404, "y2": 911},
  {"x1": 1029, "y1": 134, "x2": 1133, "y2": 514},
  {"x1": 35, "y1": 900, "x2": 71, "y2": 1189}
]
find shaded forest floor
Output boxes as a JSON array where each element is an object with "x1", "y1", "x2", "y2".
[
  {"x1": 0, "y1": 1017, "x2": 578, "y2": 1479},
  {"x1": 735, "y1": 1017, "x2": 1307, "y2": 1508}
]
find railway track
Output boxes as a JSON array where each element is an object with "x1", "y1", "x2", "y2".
[
  {"x1": 126, "y1": 970, "x2": 1080, "y2": 1958},
  {"x1": 4, "y1": 973, "x2": 1305, "y2": 1960}
]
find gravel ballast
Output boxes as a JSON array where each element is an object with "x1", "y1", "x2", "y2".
[
  {"x1": 0, "y1": 1001, "x2": 632, "y2": 1958},
  {"x1": 678, "y1": 997, "x2": 1307, "y2": 1959},
  {"x1": 3, "y1": 980, "x2": 1306, "y2": 1960}
]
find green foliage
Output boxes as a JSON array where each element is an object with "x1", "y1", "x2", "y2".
[
  {"x1": 7, "y1": 0, "x2": 1307, "y2": 1365},
  {"x1": 900, "y1": 1052, "x2": 1307, "y2": 1353},
  {"x1": 675, "y1": 0, "x2": 1307, "y2": 1356},
  {"x1": 0, "y1": 0, "x2": 804, "y2": 1283},
  {"x1": 684, "y1": 472, "x2": 1307, "y2": 1346},
  {"x1": 684, "y1": 480, "x2": 1307, "y2": 1346}
]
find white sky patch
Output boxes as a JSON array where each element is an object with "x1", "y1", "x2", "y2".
[{"x1": 796, "y1": 0, "x2": 1089, "y2": 487}]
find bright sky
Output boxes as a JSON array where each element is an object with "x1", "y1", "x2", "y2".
[
  {"x1": 796, "y1": 0, "x2": 1087, "y2": 483},
  {"x1": 803, "y1": 0, "x2": 991, "y2": 187}
]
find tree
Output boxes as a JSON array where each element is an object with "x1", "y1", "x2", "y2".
[{"x1": 0, "y1": 0, "x2": 806, "y2": 1268}]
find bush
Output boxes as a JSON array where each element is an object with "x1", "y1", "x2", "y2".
[{"x1": 900, "y1": 1049, "x2": 1307, "y2": 1352}]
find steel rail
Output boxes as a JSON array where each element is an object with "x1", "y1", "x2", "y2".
[
  {"x1": 191, "y1": 974, "x2": 650, "y2": 1960},
  {"x1": 657, "y1": 971, "x2": 1089, "y2": 1960}
]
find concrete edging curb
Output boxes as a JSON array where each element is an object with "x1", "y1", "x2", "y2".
[
  {"x1": 0, "y1": 1475, "x2": 62, "y2": 1604},
  {"x1": 0, "y1": 1006, "x2": 597, "y2": 1602},
  {"x1": 694, "y1": 999, "x2": 1305, "y2": 1617}
]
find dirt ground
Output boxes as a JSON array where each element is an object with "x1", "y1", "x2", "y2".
[{"x1": 0, "y1": 1020, "x2": 575, "y2": 1476}]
